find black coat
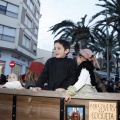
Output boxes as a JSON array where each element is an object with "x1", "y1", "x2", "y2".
[
  {"x1": 0, "y1": 74, "x2": 6, "y2": 84},
  {"x1": 36, "y1": 57, "x2": 77, "y2": 90}
]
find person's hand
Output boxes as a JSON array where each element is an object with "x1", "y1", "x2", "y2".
[
  {"x1": 31, "y1": 87, "x2": 41, "y2": 93},
  {"x1": 0, "y1": 85, "x2": 3, "y2": 88},
  {"x1": 65, "y1": 91, "x2": 71, "y2": 102},
  {"x1": 0, "y1": 85, "x2": 5, "y2": 88},
  {"x1": 55, "y1": 88, "x2": 65, "y2": 92}
]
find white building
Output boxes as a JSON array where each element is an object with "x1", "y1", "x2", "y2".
[
  {"x1": 36, "y1": 48, "x2": 52, "y2": 64},
  {"x1": 0, "y1": 0, "x2": 41, "y2": 76}
]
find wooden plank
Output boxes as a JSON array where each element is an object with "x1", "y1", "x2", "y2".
[
  {"x1": 0, "y1": 89, "x2": 64, "y2": 98},
  {"x1": 72, "y1": 92, "x2": 120, "y2": 100},
  {"x1": 0, "y1": 89, "x2": 120, "y2": 100},
  {"x1": 16, "y1": 96, "x2": 60, "y2": 120},
  {"x1": 0, "y1": 94, "x2": 13, "y2": 120}
]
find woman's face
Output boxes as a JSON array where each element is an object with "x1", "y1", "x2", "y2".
[{"x1": 8, "y1": 73, "x2": 18, "y2": 82}]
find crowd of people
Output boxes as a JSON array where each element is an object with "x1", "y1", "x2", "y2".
[
  {"x1": 0, "y1": 39, "x2": 120, "y2": 102},
  {"x1": 95, "y1": 75, "x2": 120, "y2": 93}
]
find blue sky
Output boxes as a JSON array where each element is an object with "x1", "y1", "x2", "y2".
[{"x1": 38, "y1": 0, "x2": 103, "y2": 51}]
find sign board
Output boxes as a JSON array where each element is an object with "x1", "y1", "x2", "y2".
[
  {"x1": 9, "y1": 61, "x2": 15, "y2": 68},
  {"x1": 89, "y1": 101, "x2": 117, "y2": 120}
]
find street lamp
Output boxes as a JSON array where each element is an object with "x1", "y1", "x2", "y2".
[{"x1": 115, "y1": 52, "x2": 119, "y2": 82}]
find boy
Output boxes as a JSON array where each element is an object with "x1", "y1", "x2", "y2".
[{"x1": 32, "y1": 39, "x2": 77, "y2": 92}]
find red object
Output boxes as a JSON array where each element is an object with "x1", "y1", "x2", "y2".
[
  {"x1": 9, "y1": 61, "x2": 15, "y2": 68},
  {"x1": 21, "y1": 74, "x2": 26, "y2": 80},
  {"x1": 28, "y1": 62, "x2": 44, "y2": 76}
]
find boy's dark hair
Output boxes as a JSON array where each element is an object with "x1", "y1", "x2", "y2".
[{"x1": 54, "y1": 39, "x2": 70, "y2": 50}]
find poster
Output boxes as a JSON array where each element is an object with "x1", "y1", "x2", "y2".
[
  {"x1": 89, "y1": 101, "x2": 117, "y2": 120},
  {"x1": 65, "y1": 105, "x2": 85, "y2": 120}
]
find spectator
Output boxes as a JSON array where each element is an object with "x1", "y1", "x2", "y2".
[
  {"x1": 24, "y1": 62, "x2": 44, "y2": 89},
  {"x1": 0, "y1": 67, "x2": 6, "y2": 84},
  {"x1": 106, "y1": 81, "x2": 114, "y2": 92},
  {"x1": 99, "y1": 80, "x2": 107, "y2": 92},
  {"x1": 0, "y1": 73, "x2": 23, "y2": 89},
  {"x1": 114, "y1": 81, "x2": 120, "y2": 93}
]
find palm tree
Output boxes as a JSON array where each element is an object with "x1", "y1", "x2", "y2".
[
  {"x1": 89, "y1": 25, "x2": 118, "y2": 70},
  {"x1": 48, "y1": 15, "x2": 91, "y2": 55},
  {"x1": 88, "y1": 0, "x2": 120, "y2": 76},
  {"x1": 89, "y1": 27, "x2": 118, "y2": 58},
  {"x1": 89, "y1": 0, "x2": 120, "y2": 50}
]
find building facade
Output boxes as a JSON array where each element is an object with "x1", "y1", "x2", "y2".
[
  {"x1": 0, "y1": 0, "x2": 41, "y2": 76},
  {"x1": 36, "y1": 48, "x2": 52, "y2": 64}
]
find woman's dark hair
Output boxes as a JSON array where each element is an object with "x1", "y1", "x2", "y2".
[{"x1": 54, "y1": 39, "x2": 70, "y2": 50}]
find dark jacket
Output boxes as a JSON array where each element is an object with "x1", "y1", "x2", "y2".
[
  {"x1": 0, "y1": 74, "x2": 6, "y2": 84},
  {"x1": 36, "y1": 57, "x2": 77, "y2": 90}
]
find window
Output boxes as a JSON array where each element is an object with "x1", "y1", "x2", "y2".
[
  {"x1": 0, "y1": 1, "x2": 19, "y2": 18},
  {"x1": 33, "y1": 43, "x2": 37, "y2": 53},
  {"x1": 27, "y1": 0, "x2": 34, "y2": 11},
  {"x1": 25, "y1": 15, "x2": 32, "y2": 28},
  {"x1": 0, "y1": 25, "x2": 3, "y2": 39},
  {"x1": 35, "y1": 27, "x2": 38, "y2": 36},
  {"x1": 0, "y1": 25, "x2": 16, "y2": 42},
  {"x1": 36, "y1": 11, "x2": 39, "y2": 20},
  {"x1": 0, "y1": 1, "x2": 7, "y2": 14},
  {"x1": 0, "y1": 61, "x2": 6, "y2": 74},
  {"x1": 6, "y1": 3, "x2": 19, "y2": 18},
  {"x1": 12, "y1": 64, "x2": 22, "y2": 76},
  {"x1": 37, "y1": 0, "x2": 40, "y2": 6},
  {"x1": 23, "y1": 35, "x2": 31, "y2": 49}
]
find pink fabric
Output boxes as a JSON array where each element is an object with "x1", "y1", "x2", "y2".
[{"x1": 80, "y1": 49, "x2": 100, "y2": 69}]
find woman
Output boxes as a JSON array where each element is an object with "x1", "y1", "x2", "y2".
[
  {"x1": 24, "y1": 69, "x2": 38, "y2": 89},
  {"x1": 65, "y1": 49, "x2": 100, "y2": 102},
  {"x1": 24, "y1": 61, "x2": 44, "y2": 89}
]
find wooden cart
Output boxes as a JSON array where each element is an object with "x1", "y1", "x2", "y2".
[{"x1": 0, "y1": 89, "x2": 120, "y2": 120}]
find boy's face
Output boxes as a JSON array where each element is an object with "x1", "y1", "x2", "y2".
[{"x1": 54, "y1": 42, "x2": 69, "y2": 58}]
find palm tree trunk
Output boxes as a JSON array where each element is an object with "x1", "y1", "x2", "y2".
[
  {"x1": 80, "y1": 39, "x2": 87, "y2": 49},
  {"x1": 118, "y1": 25, "x2": 120, "y2": 50},
  {"x1": 77, "y1": 27, "x2": 90, "y2": 49},
  {"x1": 74, "y1": 43, "x2": 80, "y2": 55}
]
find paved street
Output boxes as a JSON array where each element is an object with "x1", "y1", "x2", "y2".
[
  {"x1": 96, "y1": 71, "x2": 116, "y2": 78},
  {"x1": 95, "y1": 70, "x2": 120, "y2": 83}
]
